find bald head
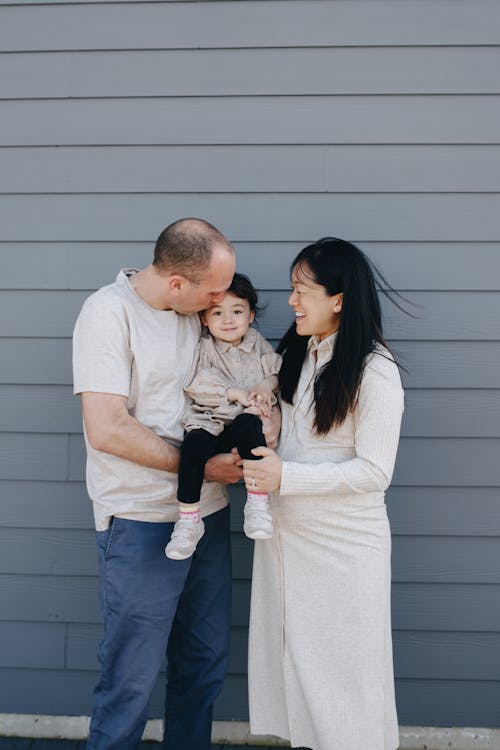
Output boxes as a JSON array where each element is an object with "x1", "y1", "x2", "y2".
[{"x1": 153, "y1": 218, "x2": 234, "y2": 283}]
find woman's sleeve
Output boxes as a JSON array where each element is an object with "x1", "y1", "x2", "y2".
[{"x1": 280, "y1": 356, "x2": 404, "y2": 496}]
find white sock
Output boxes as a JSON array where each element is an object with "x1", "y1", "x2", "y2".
[
  {"x1": 178, "y1": 502, "x2": 201, "y2": 518},
  {"x1": 247, "y1": 491, "x2": 269, "y2": 503}
]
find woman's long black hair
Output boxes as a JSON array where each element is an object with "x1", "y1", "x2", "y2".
[{"x1": 278, "y1": 237, "x2": 397, "y2": 434}]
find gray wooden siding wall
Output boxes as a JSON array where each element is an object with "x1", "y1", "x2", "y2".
[{"x1": 0, "y1": 0, "x2": 499, "y2": 730}]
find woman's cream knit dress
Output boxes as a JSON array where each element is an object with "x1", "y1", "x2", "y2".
[{"x1": 248, "y1": 333, "x2": 404, "y2": 750}]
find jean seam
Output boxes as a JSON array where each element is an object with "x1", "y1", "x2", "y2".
[{"x1": 103, "y1": 516, "x2": 116, "y2": 615}]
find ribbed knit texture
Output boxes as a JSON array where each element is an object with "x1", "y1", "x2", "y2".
[{"x1": 248, "y1": 334, "x2": 404, "y2": 750}]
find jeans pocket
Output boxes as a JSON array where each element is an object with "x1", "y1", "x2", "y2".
[
  {"x1": 103, "y1": 516, "x2": 117, "y2": 560},
  {"x1": 96, "y1": 517, "x2": 117, "y2": 559}
]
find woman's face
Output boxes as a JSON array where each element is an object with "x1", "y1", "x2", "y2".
[{"x1": 289, "y1": 263, "x2": 342, "y2": 341}]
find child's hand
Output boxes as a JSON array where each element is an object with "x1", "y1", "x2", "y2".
[
  {"x1": 226, "y1": 386, "x2": 254, "y2": 407},
  {"x1": 248, "y1": 380, "x2": 273, "y2": 416}
]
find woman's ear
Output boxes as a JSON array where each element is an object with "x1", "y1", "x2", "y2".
[{"x1": 333, "y1": 293, "x2": 343, "y2": 314}]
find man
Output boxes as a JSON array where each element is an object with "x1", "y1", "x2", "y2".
[{"x1": 73, "y1": 218, "x2": 242, "y2": 750}]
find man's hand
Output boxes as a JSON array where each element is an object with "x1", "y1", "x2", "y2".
[{"x1": 205, "y1": 452, "x2": 243, "y2": 484}]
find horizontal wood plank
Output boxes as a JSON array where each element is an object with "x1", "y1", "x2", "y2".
[
  {"x1": 0, "y1": 434, "x2": 68, "y2": 481},
  {"x1": 1, "y1": 483, "x2": 498, "y2": 537},
  {"x1": 392, "y1": 583, "x2": 500, "y2": 631},
  {"x1": 2, "y1": 48, "x2": 499, "y2": 99},
  {"x1": 0, "y1": 575, "x2": 250, "y2": 626},
  {"x1": 0, "y1": 622, "x2": 65, "y2": 669},
  {"x1": 387, "y1": 487, "x2": 500, "y2": 536},
  {"x1": 1, "y1": 1, "x2": 499, "y2": 50},
  {"x1": 2, "y1": 385, "x2": 500, "y2": 438},
  {"x1": 395, "y1": 679, "x2": 500, "y2": 727},
  {"x1": 392, "y1": 537, "x2": 500, "y2": 584},
  {"x1": 2, "y1": 95, "x2": 498, "y2": 146},
  {"x1": 3, "y1": 242, "x2": 500, "y2": 292},
  {"x1": 66, "y1": 622, "x2": 248, "y2": 675},
  {"x1": 231, "y1": 534, "x2": 500, "y2": 585},
  {"x1": 2, "y1": 289, "x2": 500, "y2": 340},
  {"x1": 402, "y1": 390, "x2": 500, "y2": 438},
  {"x1": 260, "y1": 290, "x2": 500, "y2": 340},
  {"x1": 2, "y1": 338, "x2": 500, "y2": 389},
  {"x1": 0, "y1": 338, "x2": 73, "y2": 385},
  {"x1": 2, "y1": 145, "x2": 500, "y2": 193},
  {"x1": 394, "y1": 437, "x2": 500, "y2": 486},
  {"x1": 1, "y1": 575, "x2": 498, "y2": 631},
  {"x1": 65, "y1": 433, "x2": 500, "y2": 487},
  {"x1": 1, "y1": 195, "x2": 500, "y2": 244},
  {"x1": 0, "y1": 529, "x2": 248, "y2": 578},
  {"x1": 64, "y1": 623, "x2": 500, "y2": 682},
  {"x1": 393, "y1": 631, "x2": 500, "y2": 681},
  {"x1": 0, "y1": 481, "x2": 93, "y2": 528},
  {"x1": 0, "y1": 667, "x2": 498, "y2": 726}
]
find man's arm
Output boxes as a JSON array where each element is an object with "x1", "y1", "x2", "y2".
[{"x1": 82, "y1": 392, "x2": 180, "y2": 472}]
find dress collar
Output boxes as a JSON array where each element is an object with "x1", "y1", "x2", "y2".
[
  {"x1": 307, "y1": 331, "x2": 338, "y2": 364},
  {"x1": 214, "y1": 326, "x2": 258, "y2": 353}
]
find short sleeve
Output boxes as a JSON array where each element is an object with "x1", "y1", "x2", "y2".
[
  {"x1": 261, "y1": 352, "x2": 282, "y2": 378},
  {"x1": 72, "y1": 292, "x2": 132, "y2": 397}
]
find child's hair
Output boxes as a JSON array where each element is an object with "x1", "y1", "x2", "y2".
[{"x1": 227, "y1": 272, "x2": 260, "y2": 315}]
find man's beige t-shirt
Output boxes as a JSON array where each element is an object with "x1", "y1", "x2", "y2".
[{"x1": 72, "y1": 269, "x2": 228, "y2": 531}]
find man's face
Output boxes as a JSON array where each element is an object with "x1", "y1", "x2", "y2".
[{"x1": 175, "y1": 244, "x2": 236, "y2": 315}]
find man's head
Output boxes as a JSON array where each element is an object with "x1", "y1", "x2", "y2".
[{"x1": 153, "y1": 218, "x2": 235, "y2": 314}]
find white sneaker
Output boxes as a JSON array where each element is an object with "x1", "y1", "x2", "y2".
[
  {"x1": 165, "y1": 515, "x2": 205, "y2": 560},
  {"x1": 244, "y1": 494, "x2": 273, "y2": 540}
]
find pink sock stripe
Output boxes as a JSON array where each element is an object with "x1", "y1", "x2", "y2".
[
  {"x1": 248, "y1": 491, "x2": 268, "y2": 497},
  {"x1": 179, "y1": 509, "x2": 200, "y2": 515}
]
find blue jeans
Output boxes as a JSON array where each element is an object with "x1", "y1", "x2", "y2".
[{"x1": 87, "y1": 506, "x2": 232, "y2": 750}]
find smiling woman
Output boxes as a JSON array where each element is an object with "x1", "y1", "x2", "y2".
[
  {"x1": 243, "y1": 237, "x2": 405, "y2": 750},
  {"x1": 289, "y1": 264, "x2": 343, "y2": 342}
]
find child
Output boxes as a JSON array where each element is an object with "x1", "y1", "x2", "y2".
[{"x1": 165, "y1": 273, "x2": 282, "y2": 560}]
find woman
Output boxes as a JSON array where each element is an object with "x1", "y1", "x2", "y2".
[{"x1": 242, "y1": 237, "x2": 404, "y2": 750}]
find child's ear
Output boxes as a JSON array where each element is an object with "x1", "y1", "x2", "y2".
[
  {"x1": 249, "y1": 310, "x2": 256, "y2": 324},
  {"x1": 200, "y1": 311, "x2": 208, "y2": 327}
]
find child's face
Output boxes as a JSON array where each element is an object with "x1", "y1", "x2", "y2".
[{"x1": 201, "y1": 292, "x2": 255, "y2": 347}]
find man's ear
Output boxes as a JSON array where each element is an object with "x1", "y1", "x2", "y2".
[{"x1": 169, "y1": 274, "x2": 187, "y2": 295}]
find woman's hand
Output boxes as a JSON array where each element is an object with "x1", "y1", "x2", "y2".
[{"x1": 242, "y1": 446, "x2": 282, "y2": 493}]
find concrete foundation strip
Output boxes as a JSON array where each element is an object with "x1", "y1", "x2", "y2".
[{"x1": 0, "y1": 715, "x2": 498, "y2": 749}]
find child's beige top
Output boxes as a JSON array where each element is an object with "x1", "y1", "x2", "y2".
[{"x1": 183, "y1": 327, "x2": 282, "y2": 436}]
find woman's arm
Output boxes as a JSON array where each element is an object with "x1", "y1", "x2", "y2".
[
  {"x1": 242, "y1": 358, "x2": 403, "y2": 495},
  {"x1": 281, "y1": 359, "x2": 404, "y2": 495}
]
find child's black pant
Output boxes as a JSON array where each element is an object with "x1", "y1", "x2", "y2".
[{"x1": 177, "y1": 412, "x2": 266, "y2": 503}]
